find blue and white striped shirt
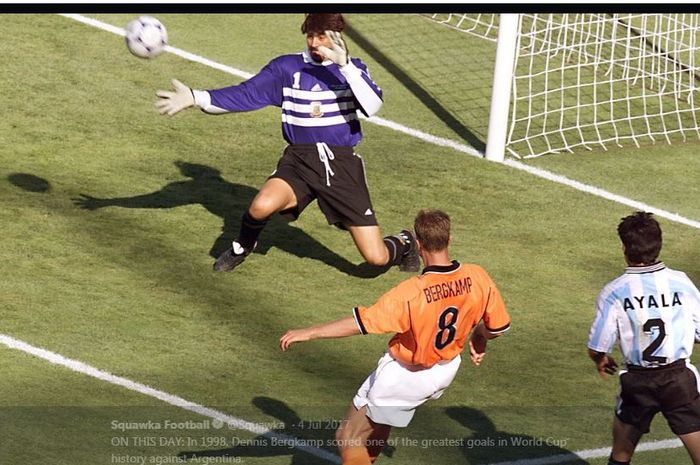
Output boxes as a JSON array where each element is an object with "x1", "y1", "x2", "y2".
[
  {"x1": 588, "y1": 262, "x2": 700, "y2": 367},
  {"x1": 192, "y1": 50, "x2": 383, "y2": 147}
]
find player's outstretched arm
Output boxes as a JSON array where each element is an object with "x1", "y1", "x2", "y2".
[
  {"x1": 72, "y1": 194, "x2": 108, "y2": 210},
  {"x1": 280, "y1": 316, "x2": 360, "y2": 351},
  {"x1": 587, "y1": 349, "x2": 618, "y2": 379},
  {"x1": 155, "y1": 79, "x2": 195, "y2": 116}
]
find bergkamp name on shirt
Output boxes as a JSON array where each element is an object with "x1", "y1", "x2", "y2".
[{"x1": 424, "y1": 278, "x2": 473, "y2": 303}]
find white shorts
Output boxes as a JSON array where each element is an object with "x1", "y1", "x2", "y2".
[{"x1": 352, "y1": 352, "x2": 461, "y2": 427}]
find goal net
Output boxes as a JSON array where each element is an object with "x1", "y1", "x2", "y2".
[{"x1": 425, "y1": 14, "x2": 700, "y2": 159}]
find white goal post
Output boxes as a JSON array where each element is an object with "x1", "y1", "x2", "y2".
[
  {"x1": 429, "y1": 14, "x2": 700, "y2": 161},
  {"x1": 485, "y1": 14, "x2": 520, "y2": 162}
]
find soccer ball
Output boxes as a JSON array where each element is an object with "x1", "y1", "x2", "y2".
[{"x1": 125, "y1": 16, "x2": 168, "y2": 59}]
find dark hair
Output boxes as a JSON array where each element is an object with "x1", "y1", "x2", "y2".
[
  {"x1": 301, "y1": 14, "x2": 345, "y2": 34},
  {"x1": 617, "y1": 211, "x2": 662, "y2": 264},
  {"x1": 414, "y1": 209, "x2": 451, "y2": 253}
]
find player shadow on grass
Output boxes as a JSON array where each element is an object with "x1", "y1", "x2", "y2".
[
  {"x1": 177, "y1": 396, "x2": 393, "y2": 465},
  {"x1": 343, "y1": 23, "x2": 486, "y2": 152},
  {"x1": 72, "y1": 161, "x2": 388, "y2": 278},
  {"x1": 445, "y1": 406, "x2": 587, "y2": 464}
]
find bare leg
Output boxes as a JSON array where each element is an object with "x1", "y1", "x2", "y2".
[
  {"x1": 611, "y1": 416, "x2": 644, "y2": 462},
  {"x1": 248, "y1": 178, "x2": 297, "y2": 220},
  {"x1": 213, "y1": 178, "x2": 298, "y2": 271},
  {"x1": 366, "y1": 423, "x2": 392, "y2": 463},
  {"x1": 238, "y1": 177, "x2": 297, "y2": 248},
  {"x1": 679, "y1": 430, "x2": 700, "y2": 465},
  {"x1": 336, "y1": 404, "x2": 392, "y2": 465},
  {"x1": 347, "y1": 225, "x2": 389, "y2": 266}
]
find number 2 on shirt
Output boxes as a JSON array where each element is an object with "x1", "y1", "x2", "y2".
[{"x1": 642, "y1": 318, "x2": 667, "y2": 364}]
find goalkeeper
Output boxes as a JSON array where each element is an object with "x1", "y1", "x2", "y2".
[{"x1": 155, "y1": 13, "x2": 418, "y2": 274}]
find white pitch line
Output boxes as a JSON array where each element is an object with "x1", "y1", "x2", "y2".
[
  {"x1": 59, "y1": 13, "x2": 700, "y2": 231},
  {"x1": 0, "y1": 333, "x2": 341, "y2": 464},
  {"x1": 0, "y1": 323, "x2": 685, "y2": 465},
  {"x1": 503, "y1": 159, "x2": 700, "y2": 230},
  {"x1": 1, "y1": 328, "x2": 684, "y2": 465},
  {"x1": 60, "y1": 13, "x2": 254, "y2": 79},
  {"x1": 364, "y1": 114, "x2": 484, "y2": 158},
  {"x1": 485, "y1": 438, "x2": 683, "y2": 465}
]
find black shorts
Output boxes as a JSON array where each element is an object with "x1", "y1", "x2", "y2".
[
  {"x1": 269, "y1": 144, "x2": 378, "y2": 229},
  {"x1": 616, "y1": 359, "x2": 700, "y2": 435}
]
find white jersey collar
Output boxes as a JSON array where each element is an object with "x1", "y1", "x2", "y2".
[{"x1": 625, "y1": 262, "x2": 666, "y2": 274}]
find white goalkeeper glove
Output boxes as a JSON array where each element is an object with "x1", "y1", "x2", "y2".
[
  {"x1": 317, "y1": 30, "x2": 348, "y2": 67},
  {"x1": 155, "y1": 79, "x2": 195, "y2": 116}
]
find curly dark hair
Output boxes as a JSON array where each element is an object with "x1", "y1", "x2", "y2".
[
  {"x1": 618, "y1": 211, "x2": 662, "y2": 264},
  {"x1": 301, "y1": 14, "x2": 345, "y2": 34}
]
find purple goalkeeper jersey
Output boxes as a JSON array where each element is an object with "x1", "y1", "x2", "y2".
[{"x1": 201, "y1": 51, "x2": 383, "y2": 147}]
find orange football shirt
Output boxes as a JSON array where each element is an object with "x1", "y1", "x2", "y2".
[{"x1": 353, "y1": 261, "x2": 510, "y2": 368}]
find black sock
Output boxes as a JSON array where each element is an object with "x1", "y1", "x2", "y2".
[
  {"x1": 608, "y1": 455, "x2": 630, "y2": 465},
  {"x1": 383, "y1": 234, "x2": 408, "y2": 266},
  {"x1": 237, "y1": 211, "x2": 268, "y2": 250}
]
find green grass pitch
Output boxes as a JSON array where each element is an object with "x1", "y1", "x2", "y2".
[{"x1": 1, "y1": 13, "x2": 698, "y2": 465}]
